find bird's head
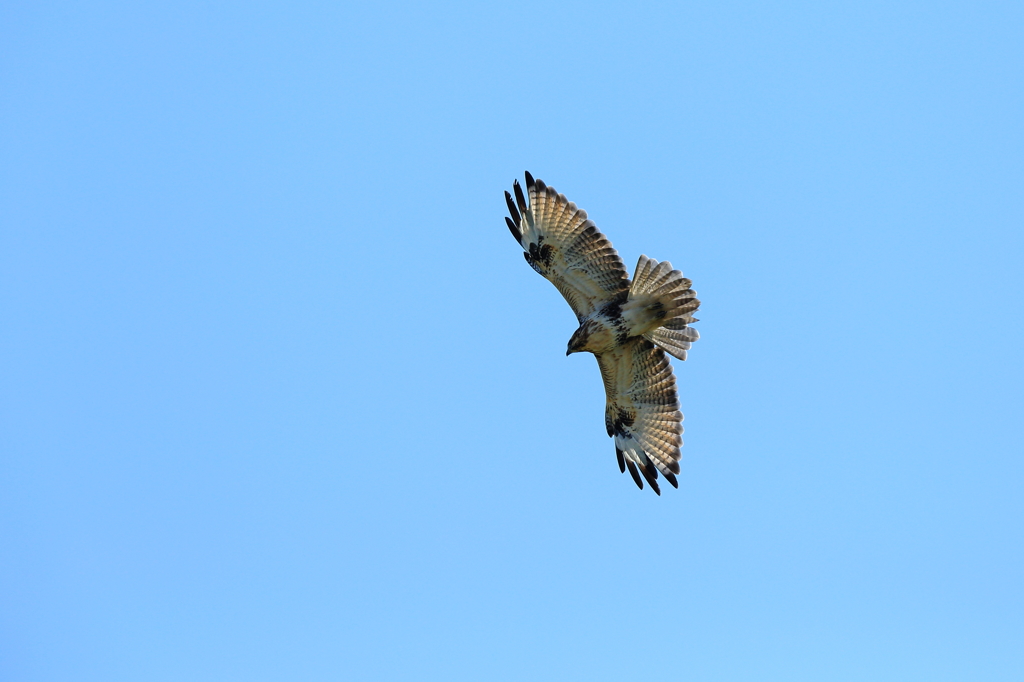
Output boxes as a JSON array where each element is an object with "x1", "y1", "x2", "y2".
[{"x1": 566, "y1": 322, "x2": 594, "y2": 356}]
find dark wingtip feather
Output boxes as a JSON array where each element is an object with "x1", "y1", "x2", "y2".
[
  {"x1": 615, "y1": 447, "x2": 626, "y2": 473},
  {"x1": 513, "y1": 179, "x2": 528, "y2": 216},
  {"x1": 640, "y1": 463, "x2": 661, "y2": 495},
  {"x1": 524, "y1": 170, "x2": 535, "y2": 189},
  {"x1": 664, "y1": 471, "x2": 678, "y2": 489},
  {"x1": 625, "y1": 460, "x2": 644, "y2": 490},
  {"x1": 504, "y1": 190, "x2": 522, "y2": 226},
  {"x1": 505, "y1": 217, "x2": 522, "y2": 244}
]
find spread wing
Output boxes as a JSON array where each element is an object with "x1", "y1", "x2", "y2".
[
  {"x1": 505, "y1": 172, "x2": 629, "y2": 321},
  {"x1": 597, "y1": 338, "x2": 683, "y2": 495}
]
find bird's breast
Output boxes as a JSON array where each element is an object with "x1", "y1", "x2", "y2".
[{"x1": 579, "y1": 317, "x2": 622, "y2": 354}]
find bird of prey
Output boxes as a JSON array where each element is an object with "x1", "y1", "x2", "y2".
[{"x1": 503, "y1": 172, "x2": 700, "y2": 495}]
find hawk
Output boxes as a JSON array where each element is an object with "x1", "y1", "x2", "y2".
[{"x1": 503, "y1": 172, "x2": 700, "y2": 495}]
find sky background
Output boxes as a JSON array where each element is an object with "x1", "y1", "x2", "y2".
[{"x1": 2, "y1": 1, "x2": 1022, "y2": 680}]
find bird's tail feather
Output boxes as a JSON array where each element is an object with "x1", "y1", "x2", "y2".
[{"x1": 628, "y1": 255, "x2": 700, "y2": 361}]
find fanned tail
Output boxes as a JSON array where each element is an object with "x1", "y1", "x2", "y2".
[{"x1": 628, "y1": 255, "x2": 700, "y2": 361}]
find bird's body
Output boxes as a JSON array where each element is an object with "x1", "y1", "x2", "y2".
[{"x1": 503, "y1": 172, "x2": 700, "y2": 494}]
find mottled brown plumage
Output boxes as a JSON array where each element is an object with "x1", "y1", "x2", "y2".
[{"x1": 503, "y1": 172, "x2": 701, "y2": 494}]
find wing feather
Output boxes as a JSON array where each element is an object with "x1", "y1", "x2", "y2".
[
  {"x1": 505, "y1": 172, "x2": 629, "y2": 321},
  {"x1": 597, "y1": 338, "x2": 684, "y2": 494}
]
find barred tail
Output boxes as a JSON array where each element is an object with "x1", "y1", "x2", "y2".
[{"x1": 629, "y1": 255, "x2": 700, "y2": 361}]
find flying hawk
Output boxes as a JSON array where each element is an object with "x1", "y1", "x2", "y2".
[{"x1": 504, "y1": 172, "x2": 700, "y2": 495}]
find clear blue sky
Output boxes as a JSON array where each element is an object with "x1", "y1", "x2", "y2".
[{"x1": 2, "y1": 2, "x2": 1022, "y2": 680}]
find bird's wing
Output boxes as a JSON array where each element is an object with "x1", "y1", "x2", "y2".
[
  {"x1": 505, "y1": 172, "x2": 629, "y2": 322},
  {"x1": 596, "y1": 338, "x2": 683, "y2": 495}
]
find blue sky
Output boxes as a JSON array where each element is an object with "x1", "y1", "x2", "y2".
[{"x1": 2, "y1": 1, "x2": 1022, "y2": 680}]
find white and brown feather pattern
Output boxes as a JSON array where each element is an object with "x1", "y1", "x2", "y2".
[
  {"x1": 505, "y1": 172, "x2": 629, "y2": 322},
  {"x1": 597, "y1": 338, "x2": 683, "y2": 495},
  {"x1": 630, "y1": 254, "x2": 700, "y2": 361}
]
